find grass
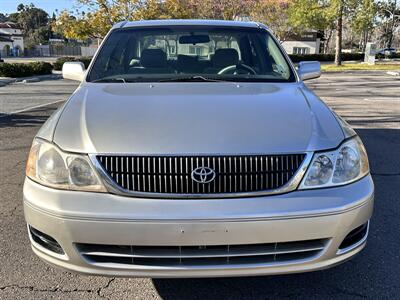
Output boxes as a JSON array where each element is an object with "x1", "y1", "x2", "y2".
[{"x1": 321, "y1": 63, "x2": 400, "y2": 72}]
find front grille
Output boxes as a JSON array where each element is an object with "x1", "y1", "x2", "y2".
[
  {"x1": 97, "y1": 154, "x2": 306, "y2": 195},
  {"x1": 77, "y1": 239, "x2": 327, "y2": 268}
]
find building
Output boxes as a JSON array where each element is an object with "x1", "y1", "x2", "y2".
[
  {"x1": 0, "y1": 22, "x2": 24, "y2": 57},
  {"x1": 0, "y1": 33, "x2": 14, "y2": 57},
  {"x1": 282, "y1": 31, "x2": 324, "y2": 55}
]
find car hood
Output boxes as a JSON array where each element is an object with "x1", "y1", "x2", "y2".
[{"x1": 52, "y1": 82, "x2": 344, "y2": 154}]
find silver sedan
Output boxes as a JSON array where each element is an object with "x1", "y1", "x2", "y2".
[{"x1": 23, "y1": 20, "x2": 373, "y2": 278}]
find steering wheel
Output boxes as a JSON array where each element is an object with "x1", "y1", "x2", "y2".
[{"x1": 218, "y1": 64, "x2": 257, "y2": 75}]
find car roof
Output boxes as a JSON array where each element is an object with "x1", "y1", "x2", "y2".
[{"x1": 114, "y1": 19, "x2": 266, "y2": 30}]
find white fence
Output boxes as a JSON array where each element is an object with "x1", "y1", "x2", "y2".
[{"x1": 81, "y1": 46, "x2": 98, "y2": 57}]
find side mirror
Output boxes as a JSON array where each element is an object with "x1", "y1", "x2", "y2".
[
  {"x1": 62, "y1": 62, "x2": 86, "y2": 81},
  {"x1": 298, "y1": 61, "x2": 321, "y2": 81}
]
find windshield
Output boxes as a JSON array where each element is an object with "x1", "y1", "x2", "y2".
[{"x1": 87, "y1": 26, "x2": 296, "y2": 83}]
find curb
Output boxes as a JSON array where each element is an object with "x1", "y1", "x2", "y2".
[
  {"x1": 0, "y1": 78, "x2": 15, "y2": 87},
  {"x1": 0, "y1": 73, "x2": 62, "y2": 87},
  {"x1": 322, "y1": 70, "x2": 399, "y2": 75},
  {"x1": 387, "y1": 71, "x2": 400, "y2": 76},
  {"x1": 19, "y1": 78, "x2": 40, "y2": 83},
  {"x1": 321, "y1": 70, "x2": 390, "y2": 75}
]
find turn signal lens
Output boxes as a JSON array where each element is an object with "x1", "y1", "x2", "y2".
[{"x1": 26, "y1": 142, "x2": 40, "y2": 178}]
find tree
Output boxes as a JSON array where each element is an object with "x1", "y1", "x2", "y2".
[
  {"x1": 14, "y1": 4, "x2": 49, "y2": 33},
  {"x1": 288, "y1": 0, "x2": 332, "y2": 30},
  {"x1": 351, "y1": 0, "x2": 377, "y2": 51},
  {"x1": 130, "y1": 0, "x2": 256, "y2": 21},
  {"x1": 192, "y1": 0, "x2": 255, "y2": 20},
  {"x1": 288, "y1": 0, "x2": 335, "y2": 52},
  {"x1": 250, "y1": 0, "x2": 293, "y2": 41},
  {"x1": 7, "y1": 13, "x2": 20, "y2": 23},
  {"x1": 6, "y1": 4, "x2": 51, "y2": 48},
  {"x1": 163, "y1": 0, "x2": 198, "y2": 19},
  {"x1": 334, "y1": 0, "x2": 343, "y2": 65},
  {"x1": 53, "y1": 0, "x2": 146, "y2": 40},
  {"x1": 54, "y1": 0, "x2": 257, "y2": 40},
  {"x1": 289, "y1": 0, "x2": 363, "y2": 66},
  {"x1": 377, "y1": 0, "x2": 400, "y2": 48},
  {"x1": 0, "y1": 13, "x2": 8, "y2": 22},
  {"x1": 54, "y1": 10, "x2": 105, "y2": 40}
]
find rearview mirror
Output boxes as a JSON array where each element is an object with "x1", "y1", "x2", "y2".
[
  {"x1": 62, "y1": 62, "x2": 86, "y2": 82},
  {"x1": 297, "y1": 61, "x2": 321, "y2": 81},
  {"x1": 179, "y1": 35, "x2": 210, "y2": 45}
]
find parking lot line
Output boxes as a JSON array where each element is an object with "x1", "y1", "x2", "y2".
[{"x1": 0, "y1": 99, "x2": 65, "y2": 118}]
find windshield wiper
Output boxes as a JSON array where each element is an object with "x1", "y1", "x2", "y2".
[
  {"x1": 91, "y1": 75, "x2": 233, "y2": 83},
  {"x1": 158, "y1": 75, "x2": 225, "y2": 82},
  {"x1": 91, "y1": 77, "x2": 126, "y2": 83}
]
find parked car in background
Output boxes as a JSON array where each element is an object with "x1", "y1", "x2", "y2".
[
  {"x1": 24, "y1": 20, "x2": 374, "y2": 278},
  {"x1": 377, "y1": 47, "x2": 397, "y2": 57}
]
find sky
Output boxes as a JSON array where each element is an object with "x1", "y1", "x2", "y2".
[{"x1": 1, "y1": 0, "x2": 81, "y2": 15}]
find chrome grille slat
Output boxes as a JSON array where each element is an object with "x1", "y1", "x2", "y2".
[
  {"x1": 130, "y1": 157, "x2": 136, "y2": 191},
  {"x1": 213, "y1": 157, "x2": 216, "y2": 193},
  {"x1": 77, "y1": 239, "x2": 327, "y2": 267},
  {"x1": 169, "y1": 157, "x2": 173, "y2": 193},
  {"x1": 97, "y1": 154, "x2": 306, "y2": 196},
  {"x1": 79, "y1": 244, "x2": 325, "y2": 259}
]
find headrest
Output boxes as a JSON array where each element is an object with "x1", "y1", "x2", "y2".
[
  {"x1": 213, "y1": 49, "x2": 239, "y2": 68},
  {"x1": 141, "y1": 49, "x2": 167, "y2": 68}
]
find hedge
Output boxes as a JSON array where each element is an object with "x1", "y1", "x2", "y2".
[
  {"x1": 53, "y1": 56, "x2": 92, "y2": 71},
  {"x1": 53, "y1": 54, "x2": 371, "y2": 67},
  {"x1": 0, "y1": 62, "x2": 53, "y2": 78},
  {"x1": 289, "y1": 52, "x2": 400, "y2": 63},
  {"x1": 289, "y1": 53, "x2": 364, "y2": 63}
]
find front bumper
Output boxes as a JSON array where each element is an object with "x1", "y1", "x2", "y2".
[{"x1": 23, "y1": 175, "x2": 374, "y2": 278}]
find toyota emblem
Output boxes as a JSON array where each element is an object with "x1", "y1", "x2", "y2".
[{"x1": 191, "y1": 167, "x2": 216, "y2": 184}]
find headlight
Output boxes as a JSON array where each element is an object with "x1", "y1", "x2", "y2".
[
  {"x1": 300, "y1": 136, "x2": 369, "y2": 189},
  {"x1": 26, "y1": 138, "x2": 106, "y2": 192}
]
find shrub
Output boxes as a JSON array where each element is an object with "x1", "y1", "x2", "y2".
[
  {"x1": 289, "y1": 53, "x2": 364, "y2": 63},
  {"x1": 53, "y1": 56, "x2": 92, "y2": 71},
  {"x1": 30, "y1": 62, "x2": 54, "y2": 75},
  {"x1": 0, "y1": 62, "x2": 53, "y2": 78},
  {"x1": 376, "y1": 52, "x2": 400, "y2": 59},
  {"x1": 52, "y1": 56, "x2": 75, "y2": 71},
  {"x1": 342, "y1": 53, "x2": 365, "y2": 61}
]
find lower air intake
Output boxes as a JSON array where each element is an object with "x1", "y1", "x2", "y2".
[
  {"x1": 77, "y1": 239, "x2": 327, "y2": 268},
  {"x1": 29, "y1": 226, "x2": 64, "y2": 255}
]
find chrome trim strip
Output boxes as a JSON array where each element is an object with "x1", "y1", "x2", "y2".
[
  {"x1": 79, "y1": 246, "x2": 325, "y2": 259},
  {"x1": 89, "y1": 152, "x2": 313, "y2": 199}
]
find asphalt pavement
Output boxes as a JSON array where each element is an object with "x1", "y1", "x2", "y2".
[
  {"x1": 0, "y1": 78, "x2": 71, "y2": 114},
  {"x1": 0, "y1": 72, "x2": 399, "y2": 299}
]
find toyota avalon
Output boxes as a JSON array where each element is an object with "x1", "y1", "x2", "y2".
[{"x1": 23, "y1": 20, "x2": 374, "y2": 277}]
